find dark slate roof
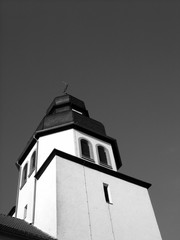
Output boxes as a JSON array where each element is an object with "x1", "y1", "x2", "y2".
[
  {"x1": 41, "y1": 110, "x2": 106, "y2": 136},
  {"x1": 0, "y1": 214, "x2": 56, "y2": 240},
  {"x1": 36, "y1": 94, "x2": 106, "y2": 136},
  {"x1": 46, "y1": 94, "x2": 89, "y2": 117}
]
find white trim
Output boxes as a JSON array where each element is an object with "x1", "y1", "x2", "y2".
[{"x1": 72, "y1": 109, "x2": 82, "y2": 115}]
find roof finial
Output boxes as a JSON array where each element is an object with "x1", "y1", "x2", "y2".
[{"x1": 62, "y1": 81, "x2": 69, "y2": 94}]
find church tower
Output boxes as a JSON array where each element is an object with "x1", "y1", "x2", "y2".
[{"x1": 15, "y1": 94, "x2": 162, "y2": 240}]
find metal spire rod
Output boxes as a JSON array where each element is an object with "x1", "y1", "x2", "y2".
[{"x1": 62, "y1": 81, "x2": 69, "y2": 94}]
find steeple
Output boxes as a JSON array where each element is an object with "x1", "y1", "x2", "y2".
[
  {"x1": 15, "y1": 93, "x2": 162, "y2": 240},
  {"x1": 17, "y1": 94, "x2": 122, "y2": 170}
]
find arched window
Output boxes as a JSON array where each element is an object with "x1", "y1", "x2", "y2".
[
  {"x1": 80, "y1": 139, "x2": 93, "y2": 160},
  {"x1": 21, "y1": 163, "x2": 28, "y2": 188},
  {"x1": 29, "y1": 151, "x2": 36, "y2": 176},
  {"x1": 97, "y1": 145, "x2": 110, "y2": 166}
]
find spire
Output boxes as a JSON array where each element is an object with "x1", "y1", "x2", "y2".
[{"x1": 62, "y1": 81, "x2": 69, "y2": 94}]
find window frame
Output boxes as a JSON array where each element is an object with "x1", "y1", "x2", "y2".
[
  {"x1": 20, "y1": 163, "x2": 28, "y2": 189},
  {"x1": 79, "y1": 138, "x2": 94, "y2": 161},
  {"x1": 97, "y1": 145, "x2": 112, "y2": 168}
]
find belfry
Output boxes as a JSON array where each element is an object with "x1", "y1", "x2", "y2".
[{"x1": 3, "y1": 94, "x2": 162, "y2": 240}]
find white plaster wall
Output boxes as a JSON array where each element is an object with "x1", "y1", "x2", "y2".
[
  {"x1": 85, "y1": 168, "x2": 162, "y2": 240},
  {"x1": 74, "y1": 130, "x2": 117, "y2": 171},
  {"x1": 56, "y1": 156, "x2": 91, "y2": 240},
  {"x1": 34, "y1": 156, "x2": 57, "y2": 238},
  {"x1": 16, "y1": 128, "x2": 162, "y2": 240},
  {"x1": 56, "y1": 156, "x2": 162, "y2": 240},
  {"x1": 17, "y1": 129, "x2": 76, "y2": 224},
  {"x1": 16, "y1": 144, "x2": 37, "y2": 223},
  {"x1": 37, "y1": 129, "x2": 76, "y2": 171}
]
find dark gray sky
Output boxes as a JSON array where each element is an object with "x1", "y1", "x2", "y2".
[{"x1": 0, "y1": 1, "x2": 180, "y2": 239}]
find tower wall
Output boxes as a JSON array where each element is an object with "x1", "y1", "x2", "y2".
[
  {"x1": 37, "y1": 129, "x2": 76, "y2": 171},
  {"x1": 56, "y1": 156, "x2": 162, "y2": 240},
  {"x1": 34, "y1": 156, "x2": 57, "y2": 238},
  {"x1": 14, "y1": 94, "x2": 162, "y2": 240}
]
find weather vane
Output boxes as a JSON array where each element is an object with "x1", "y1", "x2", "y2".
[{"x1": 62, "y1": 81, "x2": 69, "y2": 94}]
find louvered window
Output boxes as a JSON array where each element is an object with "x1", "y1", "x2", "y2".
[
  {"x1": 98, "y1": 146, "x2": 108, "y2": 165},
  {"x1": 81, "y1": 139, "x2": 91, "y2": 158}
]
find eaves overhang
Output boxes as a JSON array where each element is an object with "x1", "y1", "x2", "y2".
[
  {"x1": 16, "y1": 123, "x2": 122, "y2": 170},
  {"x1": 35, "y1": 149, "x2": 151, "y2": 189}
]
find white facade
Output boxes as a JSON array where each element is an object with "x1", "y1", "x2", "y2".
[
  {"x1": 16, "y1": 129, "x2": 117, "y2": 224},
  {"x1": 16, "y1": 128, "x2": 162, "y2": 240},
  {"x1": 16, "y1": 129, "x2": 76, "y2": 225},
  {"x1": 34, "y1": 155, "x2": 162, "y2": 240},
  {"x1": 35, "y1": 156, "x2": 57, "y2": 237},
  {"x1": 57, "y1": 156, "x2": 162, "y2": 240},
  {"x1": 16, "y1": 143, "x2": 37, "y2": 223},
  {"x1": 37, "y1": 129, "x2": 76, "y2": 171}
]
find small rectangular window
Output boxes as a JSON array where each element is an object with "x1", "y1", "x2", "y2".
[
  {"x1": 103, "y1": 183, "x2": 113, "y2": 204},
  {"x1": 24, "y1": 205, "x2": 27, "y2": 219}
]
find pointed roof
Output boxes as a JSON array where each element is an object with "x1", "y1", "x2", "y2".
[{"x1": 0, "y1": 214, "x2": 56, "y2": 240}]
